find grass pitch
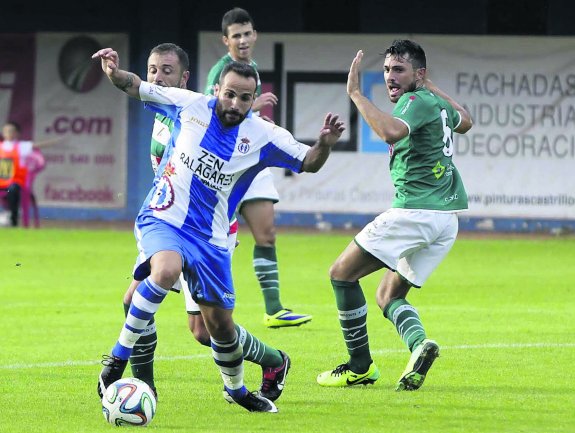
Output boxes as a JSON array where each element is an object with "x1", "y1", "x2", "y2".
[{"x1": 0, "y1": 227, "x2": 573, "y2": 433}]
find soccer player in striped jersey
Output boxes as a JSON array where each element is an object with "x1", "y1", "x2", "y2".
[
  {"x1": 317, "y1": 40, "x2": 472, "y2": 391},
  {"x1": 122, "y1": 43, "x2": 292, "y2": 404},
  {"x1": 93, "y1": 46, "x2": 344, "y2": 412}
]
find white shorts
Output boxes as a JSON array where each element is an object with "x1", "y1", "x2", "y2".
[
  {"x1": 181, "y1": 274, "x2": 199, "y2": 314},
  {"x1": 132, "y1": 222, "x2": 239, "y2": 314},
  {"x1": 239, "y1": 168, "x2": 279, "y2": 210},
  {"x1": 354, "y1": 208, "x2": 459, "y2": 287}
]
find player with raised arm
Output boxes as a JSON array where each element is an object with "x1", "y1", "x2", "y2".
[
  {"x1": 93, "y1": 46, "x2": 344, "y2": 412},
  {"x1": 317, "y1": 40, "x2": 472, "y2": 391}
]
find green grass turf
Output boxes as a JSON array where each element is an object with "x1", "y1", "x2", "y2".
[{"x1": 0, "y1": 227, "x2": 574, "y2": 432}]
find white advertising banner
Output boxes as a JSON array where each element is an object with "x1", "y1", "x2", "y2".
[
  {"x1": 199, "y1": 32, "x2": 575, "y2": 220},
  {"x1": 35, "y1": 33, "x2": 129, "y2": 208},
  {"x1": 0, "y1": 32, "x2": 129, "y2": 209}
]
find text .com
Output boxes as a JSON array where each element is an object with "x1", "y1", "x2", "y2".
[{"x1": 45, "y1": 116, "x2": 112, "y2": 134}]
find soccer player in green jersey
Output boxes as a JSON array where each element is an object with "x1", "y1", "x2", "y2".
[
  {"x1": 120, "y1": 43, "x2": 290, "y2": 403},
  {"x1": 204, "y1": 7, "x2": 312, "y2": 329},
  {"x1": 317, "y1": 40, "x2": 473, "y2": 390},
  {"x1": 119, "y1": 43, "x2": 190, "y2": 396}
]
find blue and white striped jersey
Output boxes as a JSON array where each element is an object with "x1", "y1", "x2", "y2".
[{"x1": 136, "y1": 81, "x2": 310, "y2": 248}]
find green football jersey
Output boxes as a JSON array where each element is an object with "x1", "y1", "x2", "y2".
[
  {"x1": 390, "y1": 87, "x2": 468, "y2": 211},
  {"x1": 149, "y1": 114, "x2": 173, "y2": 173},
  {"x1": 204, "y1": 53, "x2": 262, "y2": 96}
]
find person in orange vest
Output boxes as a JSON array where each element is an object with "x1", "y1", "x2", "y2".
[{"x1": 0, "y1": 121, "x2": 34, "y2": 226}]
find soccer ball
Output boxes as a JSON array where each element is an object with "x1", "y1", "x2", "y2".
[{"x1": 101, "y1": 377, "x2": 157, "y2": 427}]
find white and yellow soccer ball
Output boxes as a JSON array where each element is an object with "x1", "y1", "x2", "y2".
[{"x1": 101, "y1": 377, "x2": 157, "y2": 427}]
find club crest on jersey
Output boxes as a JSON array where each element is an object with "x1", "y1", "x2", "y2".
[
  {"x1": 149, "y1": 162, "x2": 176, "y2": 210},
  {"x1": 237, "y1": 137, "x2": 250, "y2": 154}
]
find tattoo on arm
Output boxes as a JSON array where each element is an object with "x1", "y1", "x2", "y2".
[{"x1": 114, "y1": 73, "x2": 135, "y2": 92}]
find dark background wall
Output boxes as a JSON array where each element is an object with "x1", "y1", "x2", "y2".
[{"x1": 2, "y1": 0, "x2": 574, "y2": 91}]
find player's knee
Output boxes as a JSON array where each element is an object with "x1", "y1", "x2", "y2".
[
  {"x1": 254, "y1": 228, "x2": 276, "y2": 246},
  {"x1": 122, "y1": 292, "x2": 132, "y2": 306},
  {"x1": 150, "y1": 266, "x2": 180, "y2": 289},
  {"x1": 123, "y1": 280, "x2": 140, "y2": 305},
  {"x1": 205, "y1": 320, "x2": 235, "y2": 342},
  {"x1": 376, "y1": 275, "x2": 411, "y2": 311},
  {"x1": 329, "y1": 259, "x2": 347, "y2": 280},
  {"x1": 188, "y1": 313, "x2": 210, "y2": 346},
  {"x1": 376, "y1": 291, "x2": 392, "y2": 311},
  {"x1": 188, "y1": 315, "x2": 211, "y2": 347},
  {"x1": 191, "y1": 328, "x2": 211, "y2": 347}
]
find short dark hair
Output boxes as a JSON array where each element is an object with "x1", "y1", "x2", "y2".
[
  {"x1": 149, "y1": 43, "x2": 190, "y2": 71},
  {"x1": 221, "y1": 7, "x2": 254, "y2": 36},
  {"x1": 4, "y1": 121, "x2": 21, "y2": 132},
  {"x1": 219, "y1": 61, "x2": 258, "y2": 85},
  {"x1": 384, "y1": 39, "x2": 426, "y2": 70}
]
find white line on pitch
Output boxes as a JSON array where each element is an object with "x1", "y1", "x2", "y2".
[
  {"x1": 373, "y1": 342, "x2": 575, "y2": 354},
  {"x1": 0, "y1": 354, "x2": 210, "y2": 370},
  {"x1": 1, "y1": 342, "x2": 573, "y2": 370}
]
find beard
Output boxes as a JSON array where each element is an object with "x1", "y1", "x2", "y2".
[
  {"x1": 388, "y1": 79, "x2": 418, "y2": 103},
  {"x1": 216, "y1": 105, "x2": 246, "y2": 127}
]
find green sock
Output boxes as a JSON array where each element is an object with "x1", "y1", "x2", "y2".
[
  {"x1": 235, "y1": 324, "x2": 282, "y2": 368},
  {"x1": 383, "y1": 298, "x2": 426, "y2": 352},
  {"x1": 331, "y1": 279, "x2": 372, "y2": 372},
  {"x1": 124, "y1": 302, "x2": 157, "y2": 388},
  {"x1": 253, "y1": 245, "x2": 283, "y2": 315}
]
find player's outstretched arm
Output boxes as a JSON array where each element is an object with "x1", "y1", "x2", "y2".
[
  {"x1": 301, "y1": 113, "x2": 345, "y2": 173},
  {"x1": 91, "y1": 48, "x2": 142, "y2": 99}
]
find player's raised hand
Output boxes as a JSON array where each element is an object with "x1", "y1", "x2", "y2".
[
  {"x1": 302, "y1": 113, "x2": 345, "y2": 172},
  {"x1": 318, "y1": 113, "x2": 345, "y2": 147},
  {"x1": 91, "y1": 48, "x2": 142, "y2": 97},
  {"x1": 92, "y1": 48, "x2": 120, "y2": 77},
  {"x1": 252, "y1": 92, "x2": 278, "y2": 112},
  {"x1": 347, "y1": 50, "x2": 363, "y2": 97}
]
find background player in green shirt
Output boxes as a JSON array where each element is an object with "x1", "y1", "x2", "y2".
[
  {"x1": 120, "y1": 43, "x2": 290, "y2": 402},
  {"x1": 205, "y1": 7, "x2": 312, "y2": 329},
  {"x1": 317, "y1": 40, "x2": 473, "y2": 390}
]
